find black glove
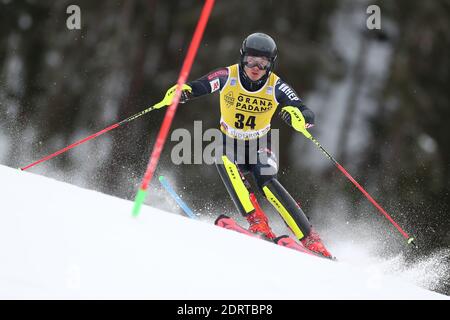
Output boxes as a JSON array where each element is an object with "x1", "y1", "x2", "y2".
[
  {"x1": 301, "y1": 109, "x2": 315, "y2": 127},
  {"x1": 180, "y1": 89, "x2": 193, "y2": 104},
  {"x1": 279, "y1": 107, "x2": 315, "y2": 128},
  {"x1": 280, "y1": 108, "x2": 292, "y2": 124}
]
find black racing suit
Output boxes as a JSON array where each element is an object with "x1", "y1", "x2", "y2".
[{"x1": 185, "y1": 65, "x2": 315, "y2": 240}]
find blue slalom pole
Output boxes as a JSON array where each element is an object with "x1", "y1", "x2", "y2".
[{"x1": 158, "y1": 176, "x2": 197, "y2": 219}]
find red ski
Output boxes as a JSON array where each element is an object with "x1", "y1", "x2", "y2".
[
  {"x1": 214, "y1": 214, "x2": 262, "y2": 238},
  {"x1": 273, "y1": 235, "x2": 322, "y2": 258},
  {"x1": 214, "y1": 215, "x2": 323, "y2": 259},
  {"x1": 160, "y1": 176, "x2": 335, "y2": 260}
]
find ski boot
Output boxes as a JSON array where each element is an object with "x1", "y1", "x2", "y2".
[
  {"x1": 246, "y1": 210, "x2": 276, "y2": 240},
  {"x1": 301, "y1": 228, "x2": 333, "y2": 259},
  {"x1": 246, "y1": 193, "x2": 276, "y2": 240}
]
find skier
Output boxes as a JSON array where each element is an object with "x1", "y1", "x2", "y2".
[{"x1": 162, "y1": 32, "x2": 332, "y2": 258}]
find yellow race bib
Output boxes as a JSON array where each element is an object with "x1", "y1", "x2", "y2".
[{"x1": 219, "y1": 64, "x2": 279, "y2": 140}]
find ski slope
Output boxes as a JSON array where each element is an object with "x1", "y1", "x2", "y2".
[{"x1": 0, "y1": 164, "x2": 447, "y2": 299}]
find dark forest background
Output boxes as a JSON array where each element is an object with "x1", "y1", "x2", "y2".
[{"x1": 1, "y1": 0, "x2": 449, "y2": 293}]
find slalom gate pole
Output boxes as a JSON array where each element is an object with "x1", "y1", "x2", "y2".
[
  {"x1": 20, "y1": 95, "x2": 173, "y2": 171},
  {"x1": 294, "y1": 115, "x2": 417, "y2": 248},
  {"x1": 158, "y1": 176, "x2": 197, "y2": 219},
  {"x1": 132, "y1": 0, "x2": 215, "y2": 217}
]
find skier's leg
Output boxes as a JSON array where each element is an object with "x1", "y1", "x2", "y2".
[
  {"x1": 252, "y1": 149, "x2": 333, "y2": 257},
  {"x1": 252, "y1": 148, "x2": 311, "y2": 240},
  {"x1": 215, "y1": 154, "x2": 255, "y2": 216},
  {"x1": 261, "y1": 179, "x2": 312, "y2": 239},
  {"x1": 215, "y1": 134, "x2": 276, "y2": 238}
]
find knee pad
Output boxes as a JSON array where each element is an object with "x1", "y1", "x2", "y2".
[{"x1": 253, "y1": 148, "x2": 278, "y2": 187}]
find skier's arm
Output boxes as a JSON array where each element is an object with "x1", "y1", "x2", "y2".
[
  {"x1": 187, "y1": 68, "x2": 229, "y2": 99},
  {"x1": 160, "y1": 68, "x2": 229, "y2": 107},
  {"x1": 275, "y1": 79, "x2": 315, "y2": 128}
]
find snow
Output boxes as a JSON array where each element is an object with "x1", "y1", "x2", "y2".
[{"x1": 0, "y1": 164, "x2": 447, "y2": 299}]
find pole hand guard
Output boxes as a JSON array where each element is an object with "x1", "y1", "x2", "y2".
[
  {"x1": 155, "y1": 84, "x2": 193, "y2": 109},
  {"x1": 280, "y1": 106, "x2": 312, "y2": 139}
]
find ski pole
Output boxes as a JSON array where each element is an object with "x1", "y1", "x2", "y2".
[
  {"x1": 132, "y1": 0, "x2": 215, "y2": 217},
  {"x1": 19, "y1": 97, "x2": 173, "y2": 171},
  {"x1": 284, "y1": 107, "x2": 417, "y2": 248}
]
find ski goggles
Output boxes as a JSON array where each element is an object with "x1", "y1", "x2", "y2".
[{"x1": 243, "y1": 55, "x2": 271, "y2": 70}]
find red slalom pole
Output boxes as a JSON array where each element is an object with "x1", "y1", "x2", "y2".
[{"x1": 132, "y1": 0, "x2": 215, "y2": 216}]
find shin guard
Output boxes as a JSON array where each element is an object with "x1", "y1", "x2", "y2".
[
  {"x1": 262, "y1": 179, "x2": 311, "y2": 240},
  {"x1": 215, "y1": 155, "x2": 255, "y2": 215}
]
